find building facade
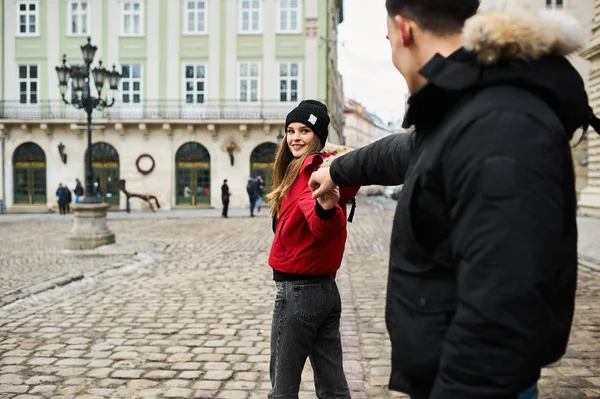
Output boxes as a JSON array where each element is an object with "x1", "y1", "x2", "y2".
[
  {"x1": 580, "y1": 0, "x2": 600, "y2": 216},
  {"x1": 343, "y1": 99, "x2": 391, "y2": 149},
  {"x1": 0, "y1": 0, "x2": 344, "y2": 213}
]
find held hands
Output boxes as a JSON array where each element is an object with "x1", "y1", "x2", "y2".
[
  {"x1": 309, "y1": 167, "x2": 336, "y2": 199},
  {"x1": 309, "y1": 167, "x2": 339, "y2": 211},
  {"x1": 316, "y1": 186, "x2": 340, "y2": 211}
]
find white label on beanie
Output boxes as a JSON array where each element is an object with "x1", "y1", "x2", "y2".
[{"x1": 308, "y1": 114, "x2": 317, "y2": 125}]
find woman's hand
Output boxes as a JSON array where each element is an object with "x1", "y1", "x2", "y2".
[{"x1": 316, "y1": 186, "x2": 340, "y2": 211}]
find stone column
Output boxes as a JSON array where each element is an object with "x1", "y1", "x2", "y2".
[{"x1": 580, "y1": 1, "x2": 600, "y2": 216}]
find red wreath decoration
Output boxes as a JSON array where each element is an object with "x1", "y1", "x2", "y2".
[{"x1": 136, "y1": 154, "x2": 155, "y2": 175}]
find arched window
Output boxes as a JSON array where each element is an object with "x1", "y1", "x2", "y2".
[
  {"x1": 176, "y1": 142, "x2": 211, "y2": 206},
  {"x1": 250, "y1": 142, "x2": 276, "y2": 198},
  {"x1": 85, "y1": 142, "x2": 120, "y2": 203},
  {"x1": 13, "y1": 142, "x2": 46, "y2": 204}
]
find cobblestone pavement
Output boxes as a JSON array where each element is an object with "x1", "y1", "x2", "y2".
[{"x1": 0, "y1": 197, "x2": 599, "y2": 398}]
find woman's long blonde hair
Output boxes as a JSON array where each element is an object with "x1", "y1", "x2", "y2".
[{"x1": 268, "y1": 134, "x2": 323, "y2": 218}]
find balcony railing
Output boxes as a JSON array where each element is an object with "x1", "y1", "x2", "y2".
[{"x1": 0, "y1": 100, "x2": 323, "y2": 122}]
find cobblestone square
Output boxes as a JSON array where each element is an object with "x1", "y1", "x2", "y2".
[{"x1": 0, "y1": 198, "x2": 599, "y2": 398}]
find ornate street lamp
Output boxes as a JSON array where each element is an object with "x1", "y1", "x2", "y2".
[
  {"x1": 55, "y1": 37, "x2": 122, "y2": 204},
  {"x1": 57, "y1": 37, "x2": 121, "y2": 251}
]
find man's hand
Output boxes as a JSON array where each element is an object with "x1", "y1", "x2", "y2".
[
  {"x1": 309, "y1": 167, "x2": 336, "y2": 199},
  {"x1": 316, "y1": 186, "x2": 340, "y2": 211}
]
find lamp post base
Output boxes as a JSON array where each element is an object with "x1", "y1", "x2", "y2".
[{"x1": 65, "y1": 203, "x2": 116, "y2": 250}]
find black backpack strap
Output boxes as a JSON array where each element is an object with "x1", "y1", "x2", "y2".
[{"x1": 348, "y1": 198, "x2": 356, "y2": 223}]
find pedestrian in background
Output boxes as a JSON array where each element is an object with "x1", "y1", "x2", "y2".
[
  {"x1": 256, "y1": 175, "x2": 264, "y2": 213},
  {"x1": 64, "y1": 185, "x2": 72, "y2": 213},
  {"x1": 246, "y1": 177, "x2": 259, "y2": 217},
  {"x1": 266, "y1": 100, "x2": 359, "y2": 398},
  {"x1": 74, "y1": 178, "x2": 84, "y2": 204},
  {"x1": 94, "y1": 177, "x2": 102, "y2": 200},
  {"x1": 56, "y1": 183, "x2": 68, "y2": 215},
  {"x1": 221, "y1": 179, "x2": 231, "y2": 218}
]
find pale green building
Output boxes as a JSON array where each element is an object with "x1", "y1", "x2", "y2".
[{"x1": 0, "y1": 0, "x2": 345, "y2": 213}]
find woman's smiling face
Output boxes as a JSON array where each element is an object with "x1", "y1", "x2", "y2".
[{"x1": 286, "y1": 122, "x2": 316, "y2": 158}]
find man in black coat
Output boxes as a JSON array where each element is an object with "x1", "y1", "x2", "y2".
[
  {"x1": 221, "y1": 179, "x2": 231, "y2": 218},
  {"x1": 74, "y1": 178, "x2": 84, "y2": 203},
  {"x1": 309, "y1": 1, "x2": 592, "y2": 398}
]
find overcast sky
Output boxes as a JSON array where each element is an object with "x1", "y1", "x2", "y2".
[{"x1": 337, "y1": 0, "x2": 409, "y2": 124}]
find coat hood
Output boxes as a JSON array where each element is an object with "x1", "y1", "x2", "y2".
[
  {"x1": 405, "y1": 8, "x2": 598, "y2": 139},
  {"x1": 463, "y1": 9, "x2": 584, "y2": 65},
  {"x1": 320, "y1": 143, "x2": 354, "y2": 168}
]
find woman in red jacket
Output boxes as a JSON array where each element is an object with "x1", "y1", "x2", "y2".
[{"x1": 267, "y1": 100, "x2": 358, "y2": 398}]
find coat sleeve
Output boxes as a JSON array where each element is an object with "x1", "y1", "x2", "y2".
[
  {"x1": 429, "y1": 110, "x2": 572, "y2": 398},
  {"x1": 298, "y1": 167, "x2": 346, "y2": 240},
  {"x1": 329, "y1": 129, "x2": 414, "y2": 187}
]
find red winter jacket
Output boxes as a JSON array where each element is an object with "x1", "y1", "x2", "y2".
[{"x1": 268, "y1": 152, "x2": 360, "y2": 278}]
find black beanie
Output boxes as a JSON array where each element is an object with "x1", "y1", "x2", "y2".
[{"x1": 285, "y1": 100, "x2": 330, "y2": 145}]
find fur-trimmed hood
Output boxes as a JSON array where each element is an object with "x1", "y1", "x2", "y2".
[
  {"x1": 320, "y1": 143, "x2": 354, "y2": 168},
  {"x1": 463, "y1": 9, "x2": 584, "y2": 64},
  {"x1": 406, "y1": 8, "x2": 592, "y2": 138}
]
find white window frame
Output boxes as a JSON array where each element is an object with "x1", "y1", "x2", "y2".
[
  {"x1": 546, "y1": 0, "x2": 565, "y2": 8},
  {"x1": 18, "y1": 64, "x2": 39, "y2": 105},
  {"x1": 120, "y1": 63, "x2": 143, "y2": 106},
  {"x1": 17, "y1": 1, "x2": 39, "y2": 36},
  {"x1": 239, "y1": 0, "x2": 261, "y2": 34},
  {"x1": 278, "y1": 62, "x2": 301, "y2": 103},
  {"x1": 182, "y1": 63, "x2": 207, "y2": 105},
  {"x1": 121, "y1": 0, "x2": 144, "y2": 37},
  {"x1": 183, "y1": 0, "x2": 208, "y2": 35},
  {"x1": 238, "y1": 62, "x2": 261, "y2": 103},
  {"x1": 277, "y1": 0, "x2": 301, "y2": 34},
  {"x1": 67, "y1": 0, "x2": 90, "y2": 36}
]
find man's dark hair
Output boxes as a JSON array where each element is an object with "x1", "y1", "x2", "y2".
[{"x1": 386, "y1": 0, "x2": 480, "y2": 36}]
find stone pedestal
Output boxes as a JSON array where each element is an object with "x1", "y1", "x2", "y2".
[{"x1": 65, "y1": 203, "x2": 116, "y2": 250}]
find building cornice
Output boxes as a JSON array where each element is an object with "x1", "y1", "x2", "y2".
[{"x1": 581, "y1": 42, "x2": 600, "y2": 61}]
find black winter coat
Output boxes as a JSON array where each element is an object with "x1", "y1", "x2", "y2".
[{"x1": 330, "y1": 48, "x2": 586, "y2": 398}]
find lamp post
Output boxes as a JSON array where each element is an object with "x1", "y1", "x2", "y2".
[
  {"x1": 56, "y1": 37, "x2": 121, "y2": 204},
  {"x1": 277, "y1": 129, "x2": 284, "y2": 144},
  {"x1": 57, "y1": 37, "x2": 122, "y2": 250}
]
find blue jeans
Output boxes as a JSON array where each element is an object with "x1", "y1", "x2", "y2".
[
  {"x1": 249, "y1": 195, "x2": 258, "y2": 215},
  {"x1": 269, "y1": 278, "x2": 350, "y2": 399},
  {"x1": 518, "y1": 384, "x2": 538, "y2": 399}
]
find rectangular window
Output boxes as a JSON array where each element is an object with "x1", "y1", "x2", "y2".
[
  {"x1": 279, "y1": 62, "x2": 299, "y2": 102},
  {"x1": 184, "y1": 64, "x2": 206, "y2": 104},
  {"x1": 122, "y1": 0, "x2": 143, "y2": 36},
  {"x1": 546, "y1": 0, "x2": 564, "y2": 8},
  {"x1": 121, "y1": 64, "x2": 142, "y2": 104},
  {"x1": 68, "y1": 0, "x2": 89, "y2": 36},
  {"x1": 240, "y1": 0, "x2": 261, "y2": 33},
  {"x1": 278, "y1": 0, "x2": 300, "y2": 33},
  {"x1": 19, "y1": 65, "x2": 39, "y2": 104},
  {"x1": 17, "y1": 1, "x2": 38, "y2": 35},
  {"x1": 239, "y1": 62, "x2": 260, "y2": 102},
  {"x1": 184, "y1": 0, "x2": 207, "y2": 34}
]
